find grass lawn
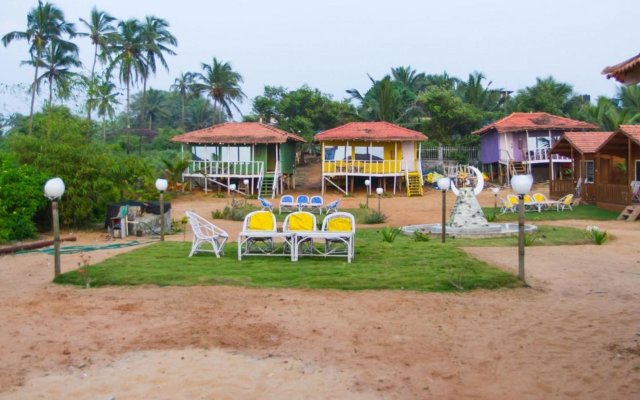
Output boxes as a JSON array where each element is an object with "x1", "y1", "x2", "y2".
[
  {"x1": 458, "y1": 225, "x2": 593, "y2": 247},
  {"x1": 482, "y1": 204, "x2": 619, "y2": 222},
  {"x1": 55, "y1": 229, "x2": 523, "y2": 292}
]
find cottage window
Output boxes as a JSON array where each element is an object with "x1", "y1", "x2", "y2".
[
  {"x1": 324, "y1": 146, "x2": 352, "y2": 161},
  {"x1": 192, "y1": 146, "x2": 220, "y2": 161},
  {"x1": 221, "y1": 146, "x2": 252, "y2": 162},
  {"x1": 354, "y1": 146, "x2": 384, "y2": 161},
  {"x1": 636, "y1": 160, "x2": 640, "y2": 181},
  {"x1": 585, "y1": 160, "x2": 594, "y2": 183}
]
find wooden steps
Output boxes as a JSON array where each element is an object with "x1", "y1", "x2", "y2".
[
  {"x1": 405, "y1": 172, "x2": 423, "y2": 197},
  {"x1": 617, "y1": 205, "x2": 640, "y2": 221},
  {"x1": 260, "y1": 174, "x2": 275, "y2": 198},
  {"x1": 509, "y1": 161, "x2": 527, "y2": 176}
]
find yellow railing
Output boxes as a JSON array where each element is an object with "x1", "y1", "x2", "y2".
[{"x1": 322, "y1": 160, "x2": 404, "y2": 175}]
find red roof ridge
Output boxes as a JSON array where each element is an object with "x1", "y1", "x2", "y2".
[
  {"x1": 315, "y1": 121, "x2": 427, "y2": 141},
  {"x1": 473, "y1": 112, "x2": 597, "y2": 135},
  {"x1": 170, "y1": 122, "x2": 305, "y2": 144}
]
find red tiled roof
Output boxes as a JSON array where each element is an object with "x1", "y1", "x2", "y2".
[
  {"x1": 560, "y1": 131, "x2": 613, "y2": 154},
  {"x1": 314, "y1": 122, "x2": 428, "y2": 142},
  {"x1": 170, "y1": 122, "x2": 305, "y2": 144},
  {"x1": 472, "y1": 112, "x2": 597, "y2": 135},
  {"x1": 602, "y1": 53, "x2": 640, "y2": 85},
  {"x1": 619, "y1": 124, "x2": 640, "y2": 146}
]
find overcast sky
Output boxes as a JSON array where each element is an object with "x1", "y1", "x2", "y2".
[{"x1": 1, "y1": 0, "x2": 638, "y2": 119}]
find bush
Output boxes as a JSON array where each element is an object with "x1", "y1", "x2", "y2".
[
  {"x1": 364, "y1": 211, "x2": 386, "y2": 224},
  {"x1": 381, "y1": 227, "x2": 401, "y2": 243},
  {"x1": 0, "y1": 153, "x2": 47, "y2": 242},
  {"x1": 585, "y1": 225, "x2": 608, "y2": 245},
  {"x1": 413, "y1": 230, "x2": 431, "y2": 242}
]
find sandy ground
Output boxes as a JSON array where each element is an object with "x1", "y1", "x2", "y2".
[{"x1": 0, "y1": 183, "x2": 639, "y2": 399}]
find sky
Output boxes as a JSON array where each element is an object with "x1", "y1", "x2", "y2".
[{"x1": 1, "y1": 0, "x2": 638, "y2": 119}]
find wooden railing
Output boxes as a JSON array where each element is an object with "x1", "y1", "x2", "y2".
[
  {"x1": 525, "y1": 148, "x2": 571, "y2": 162},
  {"x1": 550, "y1": 179, "x2": 575, "y2": 198},
  {"x1": 323, "y1": 160, "x2": 404, "y2": 175},
  {"x1": 594, "y1": 183, "x2": 630, "y2": 205},
  {"x1": 186, "y1": 160, "x2": 264, "y2": 177},
  {"x1": 422, "y1": 145, "x2": 479, "y2": 161}
]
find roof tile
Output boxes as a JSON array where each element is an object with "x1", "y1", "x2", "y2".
[
  {"x1": 314, "y1": 122, "x2": 428, "y2": 142},
  {"x1": 562, "y1": 131, "x2": 613, "y2": 153},
  {"x1": 171, "y1": 122, "x2": 305, "y2": 144},
  {"x1": 473, "y1": 112, "x2": 597, "y2": 135}
]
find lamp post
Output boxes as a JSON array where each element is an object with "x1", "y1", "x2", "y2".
[
  {"x1": 491, "y1": 186, "x2": 500, "y2": 217},
  {"x1": 511, "y1": 174, "x2": 533, "y2": 284},
  {"x1": 376, "y1": 187, "x2": 383, "y2": 214},
  {"x1": 364, "y1": 179, "x2": 371, "y2": 208},
  {"x1": 243, "y1": 178, "x2": 250, "y2": 195},
  {"x1": 229, "y1": 183, "x2": 237, "y2": 204},
  {"x1": 155, "y1": 178, "x2": 168, "y2": 241},
  {"x1": 437, "y1": 177, "x2": 450, "y2": 243},
  {"x1": 44, "y1": 178, "x2": 65, "y2": 277}
]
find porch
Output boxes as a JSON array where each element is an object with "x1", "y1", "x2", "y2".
[{"x1": 182, "y1": 160, "x2": 267, "y2": 195}]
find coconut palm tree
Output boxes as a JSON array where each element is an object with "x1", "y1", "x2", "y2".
[
  {"x1": 78, "y1": 7, "x2": 116, "y2": 122},
  {"x1": 618, "y1": 85, "x2": 640, "y2": 115},
  {"x1": 108, "y1": 19, "x2": 146, "y2": 152},
  {"x1": 2, "y1": 0, "x2": 76, "y2": 134},
  {"x1": 32, "y1": 40, "x2": 81, "y2": 105},
  {"x1": 391, "y1": 66, "x2": 427, "y2": 94},
  {"x1": 196, "y1": 57, "x2": 246, "y2": 120},
  {"x1": 138, "y1": 16, "x2": 177, "y2": 126},
  {"x1": 171, "y1": 72, "x2": 196, "y2": 128},
  {"x1": 94, "y1": 78, "x2": 119, "y2": 140}
]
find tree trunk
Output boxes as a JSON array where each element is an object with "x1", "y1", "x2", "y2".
[
  {"x1": 139, "y1": 77, "x2": 147, "y2": 127},
  {"x1": 29, "y1": 56, "x2": 40, "y2": 135},
  {"x1": 103, "y1": 116, "x2": 107, "y2": 141},
  {"x1": 126, "y1": 80, "x2": 131, "y2": 154},
  {"x1": 181, "y1": 96, "x2": 185, "y2": 129},
  {"x1": 87, "y1": 43, "x2": 98, "y2": 123}
]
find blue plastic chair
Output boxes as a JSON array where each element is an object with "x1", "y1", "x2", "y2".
[
  {"x1": 309, "y1": 195, "x2": 324, "y2": 214},
  {"x1": 258, "y1": 196, "x2": 274, "y2": 212},
  {"x1": 296, "y1": 195, "x2": 310, "y2": 211},
  {"x1": 278, "y1": 194, "x2": 296, "y2": 214},
  {"x1": 325, "y1": 199, "x2": 340, "y2": 214}
]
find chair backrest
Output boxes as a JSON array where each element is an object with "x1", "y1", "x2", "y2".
[
  {"x1": 310, "y1": 195, "x2": 323, "y2": 206},
  {"x1": 533, "y1": 192, "x2": 548, "y2": 203},
  {"x1": 632, "y1": 181, "x2": 640, "y2": 194},
  {"x1": 243, "y1": 210, "x2": 276, "y2": 232},
  {"x1": 561, "y1": 194, "x2": 574, "y2": 205},
  {"x1": 296, "y1": 195, "x2": 309, "y2": 205},
  {"x1": 283, "y1": 211, "x2": 317, "y2": 232},
  {"x1": 524, "y1": 194, "x2": 535, "y2": 203},
  {"x1": 500, "y1": 197, "x2": 513, "y2": 209},
  {"x1": 186, "y1": 210, "x2": 228, "y2": 238},
  {"x1": 258, "y1": 196, "x2": 273, "y2": 209},
  {"x1": 322, "y1": 212, "x2": 355, "y2": 233},
  {"x1": 326, "y1": 199, "x2": 340, "y2": 209},
  {"x1": 117, "y1": 205, "x2": 129, "y2": 218},
  {"x1": 507, "y1": 194, "x2": 519, "y2": 205},
  {"x1": 280, "y1": 194, "x2": 294, "y2": 204}
]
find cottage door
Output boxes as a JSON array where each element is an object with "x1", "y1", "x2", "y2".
[{"x1": 402, "y1": 142, "x2": 415, "y2": 171}]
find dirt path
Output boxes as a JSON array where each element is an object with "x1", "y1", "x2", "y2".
[{"x1": 0, "y1": 188, "x2": 639, "y2": 399}]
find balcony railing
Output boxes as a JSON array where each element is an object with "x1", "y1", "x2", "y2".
[
  {"x1": 186, "y1": 160, "x2": 264, "y2": 177},
  {"x1": 322, "y1": 160, "x2": 405, "y2": 175},
  {"x1": 524, "y1": 148, "x2": 571, "y2": 162}
]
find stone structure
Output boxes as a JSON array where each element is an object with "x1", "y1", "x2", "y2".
[{"x1": 447, "y1": 188, "x2": 489, "y2": 229}]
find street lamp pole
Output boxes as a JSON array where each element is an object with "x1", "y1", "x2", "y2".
[
  {"x1": 364, "y1": 179, "x2": 371, "y2": 208},
  {"x1": 44, "y1": 177, "x2": 65, "y2": 277},
  {"x1": 155, "y1": 179, "x2": 168, "y2": 241},
  {"x1": 491, "y1": 186, "x2": 500, "y2": 217},
  {"x1": 437, "y1": 177, "x2": 450, "y2": 243},
  {"x1": 376, "y1": 187, "x2": 383, "y2": 214},
  {"x1": 511, "y1": 174, "x2": 533, "y2": 284}
]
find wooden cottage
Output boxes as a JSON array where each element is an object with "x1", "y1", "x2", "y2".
[
  {"x1": 602, "y1": 52, "x2": 640, "y2": 85},
  {"x1": 473, "y1": 112, "x2": 597, "y2": 184},
  {"x1": 171, "y1": 122, "x2": 304, "y2": 197},
  {"x1": 548, "y1": 131, "x2": 613, "y2": 202},
  {"x1": 314, "y1": 122, "x2": 428, "y2": 196},
  {"x1": 590, "y1": 125, "x2": 640, "y2": 211}
]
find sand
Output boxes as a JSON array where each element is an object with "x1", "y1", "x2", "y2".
[{"x1": 0, "y1": 186, "x2": 639, "y2": 399}]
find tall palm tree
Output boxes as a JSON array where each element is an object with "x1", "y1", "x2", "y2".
[
  {"x1": 108, "y1": 19, "x2": 146, "y2": 152},
  {"x1": 78, "y1": 7, "x2": 116, "y2": 122},
  {"x1": 456, "y1": 71, "x2": 504, "y2": 111},
  {"x1": 33, "y1": 39, "x2": 81, "y2": 105},
  {"x1": 138, "y1": 16, "x2": 177, "y2": 126},
  {"x1": 142, "y1": 88, "x2": 169, "y2": 129},
  {"x1": 618, "y1": 85, "x2": 640, "y2": 115},
  {"x1": 391, "y1": 66, "x2": 427, "y2": 94},
  {"x1": 2, "y1": 0, "x2": 76, "y2": 134},
  {"x1": 171, "y1": 72, "x2": 195, "y2": 128},
  {"x1": 196, "y1": 57, "x2": 246, "y2": 120},
  {"x1": 94, "y1": 77, "x2": 119, "y2": 140}
]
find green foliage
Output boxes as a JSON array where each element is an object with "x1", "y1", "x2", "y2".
[
  {"x1": 211, "y1": 203, "x2": 259, "y2": 221},
  {"x1": 364, "y1": 211, "x2": 387, "y2": 224},
  {"x1": 523, "y1": 232, "x2": 539, "y2": 247},
  {"x1": 0, "y1": 153, "x2": 47, "y2": 242},
  {"x1": 412, "y1": 230, "x2": 431, "y2": 242},
  {"x1": 54, "y1": 229, "x2": 521, "y2": 292},
  {"x1": 585, "y1": 225, "x2": 609, "y2": 245},
  {"x1": 485, "y1": 205, "x2": 618, "y2": 222},
  {"x1": 506, "y1": 76, "x2": 576, "y2": 116},
  {"x1": 381, "y1": 227, "x2": 401, "y2": 243}
]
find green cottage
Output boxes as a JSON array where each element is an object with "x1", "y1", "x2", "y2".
[{"x1": 171, "y1": 122, "x2": 305, "y2": 197}]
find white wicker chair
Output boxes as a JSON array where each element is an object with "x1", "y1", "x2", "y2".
[{"x1": 185, "y1": 211, "x2": 229, "y2": 258}]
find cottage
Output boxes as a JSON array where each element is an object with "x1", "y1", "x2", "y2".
[
  {"x1": 314, "y1": 122, "x2": 428, "y2": 196},
  {"x1": 548, "y1": 131, "x2": 613, "y2": 202},
  {"x1": 473, "y1": 112, "x2": 597, "y2": 184},
  {"x1": 602, "y1": 52, "x2": 640, "y2": 85},
  {"x1": 590, "y1": 125, "x2": 640, "y2": 211},
  {"x1": 171, "y1": 122, "x2": 304, "y2": 198}
]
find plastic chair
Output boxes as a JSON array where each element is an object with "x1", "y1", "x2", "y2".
[
  {"x1": 237, "y1": 210, "x2": 279, "y2": 258},
  {"x1": 321, "y1": 212, "x2": 356, "y2": 261},
  {"x1": 258, "y1": 195, "x2": 274, "y2": 212},
  {"x1": 558, "y1": 194, "x2": 574, "y2": 211},
  {"x1": 309, "y1": 195, "x2": 324, "y2": 214},
  {"x1": 296, "y1": 194, "x2": 310, "y2": 211},
  {"x1": 185, "y1": 211, "x2": 229, "y2": 258},
  {"x1": 499, "y1": 197, "x2": 516, "y2": 213},
  {"x1": 325, "y1": 199, "x2": 340, "y2": 214},
  {"x1": 278, "y1": 194, "x2": 296, "y2": 214}
]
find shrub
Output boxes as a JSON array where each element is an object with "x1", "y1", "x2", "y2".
[
  {"x1": 413, "y1": 230, "x2": 431, "y2": 242},
  {"x1": 381, "y1": 227, "x2": 401, "y2": 243},
  {"x1": 523, "y1": 232, "x2": 539, "y2": 246},
  {"x1": 364, "y1": 211, "x2": 386, "y2": 224},
  {"x1": 585, "y1": 225, "x2": 608, "y2": 245}
]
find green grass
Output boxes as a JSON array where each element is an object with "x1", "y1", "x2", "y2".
[
  {"x1": 55, "y1": 229, "x2": 522, "y2": 292},
  {"x1": 459, "y1": 225, "x2": 592, "y2": 247},
  {"x1": 483, "y1": 205, "x2": 619, "y2": 222}
]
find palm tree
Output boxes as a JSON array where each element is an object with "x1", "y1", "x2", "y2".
[
  {"x1": 618, "y1": 85, "x2": 640, "y2": 115},
  {"x1": 2, "y1": 0, "x2": 76, "y2": 134},
  {"x1": 456, "y1": 71, "x2": 504, "y2": 111},
  {"x1": 171, "y1": 72, "x2": 196, "y2": 128},
  {"x1": 142, "y1": 88, "x2": 169, "y2": 129},
  {"x1": 108, "y1": 19, "x2": 146, "y2": 152},
  {"x1": 347, "y1": 75, "x2": 420, "y2": 123},
  {"x1": 138, "y1": 16, "x2": 177, "y2": 126},
  {"x1": 391, "y1": 66, "x2": 427, "y2": 93},
  {"x1": 196, "y1": 58, "x2": 246, "y2": 120},
  {"x1": 78, "y1": 7, "x2": 116, "y2": 122},
  {"x1": 94, "y1": 77, "x2": 119, "y2": 140},
  {"x1": 32, "y1": 40, "x2": 81, "y2": 105}
]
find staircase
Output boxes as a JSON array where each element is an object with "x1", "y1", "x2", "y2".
[
  {"x1": 405, "y1": 172, "x2": 423, "y2": 197},
  {"x1": 260, "y1": 173, "x2": 275, "y2": 198},
  {"x1": 509, "y1": 161, "x2": 527, "y2": 176},
  {"x1": 617, "y1": 205, "x2": 640, "y2": 222}
]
